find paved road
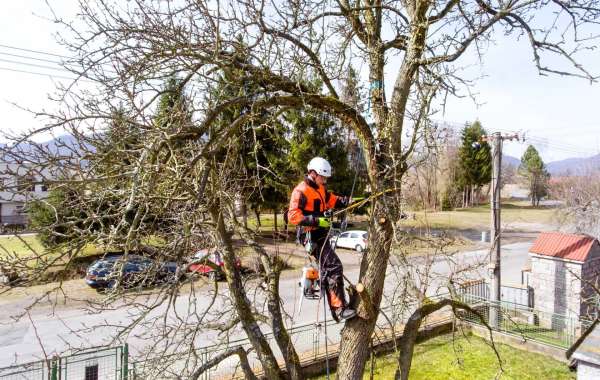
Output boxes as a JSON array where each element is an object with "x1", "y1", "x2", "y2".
[{"x1": 0, "y1": 242, "x2": 533, "y2": 367}]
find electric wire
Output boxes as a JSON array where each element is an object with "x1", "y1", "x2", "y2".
[
  {"x1": 0, "y1": 43, "x2": 71, "y2": 59},
  {"x1": 0, "y1": 57, "x2": 81, "y2": 73},
  {"x1": 439, "y1": 121, "x2": 599, "y2": 157},
  {"x1": 0, "y1": 66, "x2": 94, "y2": 82},
  {"x1": 0, "y1": 51, "x2": 67, "y2": 65},
  {"x1": 0, "y1": 43, "x2": 118, "y2": 74}
]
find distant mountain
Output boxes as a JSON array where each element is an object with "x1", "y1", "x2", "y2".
[
  {"x1": 503, "y1": 155, "x2": 520, "y2": 167},
  {"x1": 0, "y1": 134, "x2": 91, "y2": 163},
  {"x1": 546, "y1": 154, "x2": 600, "y2": 176}
]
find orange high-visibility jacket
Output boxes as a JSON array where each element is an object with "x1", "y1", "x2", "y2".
[{"x1": 288, "y1": 177, "x2": 344, "y2": 228}]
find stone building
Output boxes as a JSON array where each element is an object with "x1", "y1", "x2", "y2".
[{"x1": 529, "y1": 232, "x2": 600, "y2": 325}]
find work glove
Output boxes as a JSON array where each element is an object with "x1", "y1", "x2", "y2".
[{"x1": 317, "y1": 217, "x2": 331, "y2": 228}]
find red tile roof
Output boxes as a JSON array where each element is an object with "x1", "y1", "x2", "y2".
[{"x1": 529, "y1": 232, "x2": 598, "y2": 262}]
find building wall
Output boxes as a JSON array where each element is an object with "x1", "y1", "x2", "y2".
[
  {"x1": 0, "y1": 202, "x2": 28, "y2": 225},
  {"x1": 581, "y1": 245, "x2": 600, "y2": 319},
  {"x1": 578, "y1": 361, "x2": 600, "y2": 380},
  {"x1": 0, "y1": 163, "x2": 49, "y2": 225},
  {"x1": 530, "y1": 255, "x2": 582, "y2": 328}
]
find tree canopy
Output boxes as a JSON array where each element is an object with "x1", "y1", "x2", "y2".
[
  {"x1": 2, "y1": 0, "x2": 599, "y2": 378},
  {"x1": 519, "y1": 145, "x2": 550, "y2": 206}
]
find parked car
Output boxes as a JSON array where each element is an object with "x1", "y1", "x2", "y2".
[
  {"x1": 85, "y1": 254, "x2": 179, "y2": 290},
  {"x1": 331, "y1": 230, "x2": 368, "y2": 253},
  {"x1": 188, "y1": 249, "x2": 241, "y2": 280}
]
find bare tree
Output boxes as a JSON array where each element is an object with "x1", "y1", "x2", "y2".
[
  {"x1": 551, "y1": 172, "x2": 600, "y2": 238},
  {"x1": 1, "y1": 0, "x2": 599, "y2": 378}
]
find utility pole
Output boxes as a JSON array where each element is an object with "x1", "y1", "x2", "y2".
[{"x1": 483, "y1": 132, "x2": 518, "y2": 328}]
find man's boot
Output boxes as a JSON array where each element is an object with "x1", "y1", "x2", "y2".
[{"x1": 335, "y1": 307, "x2": 357, "y2": 321}]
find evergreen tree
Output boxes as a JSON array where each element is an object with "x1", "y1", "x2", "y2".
[
  {"x1": 519, "y1": 145, "x2": 550, "y2": 206},
  {"x1": 457, "y1": 121, "x2": 492, "y2": 207},
  {"x1": 285, "y1": 107, "x2": 355, "y2": 195},
  {"x1": 208, "y1": 44, "x2": 293, "y2": 230},
  {"x1": 155, "y1": 76, "x2": 192, "y2": 133}
]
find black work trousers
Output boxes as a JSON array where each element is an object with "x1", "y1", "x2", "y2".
[{"x1": 304, "y1": 228, "x2": 347, "y2": 320}]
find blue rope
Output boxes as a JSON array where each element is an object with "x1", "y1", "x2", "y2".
[{"x1": 366, "y1": 80, "x2": 382, "y2": 117}]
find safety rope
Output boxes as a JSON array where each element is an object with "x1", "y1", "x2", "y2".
[{"x1": 332, "y1": 186, "x2": 400, "y2": 217}]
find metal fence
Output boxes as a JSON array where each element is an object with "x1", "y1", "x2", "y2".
[
  {"x1": 458, "y1": 279, "x2": 534, "y2": 308},
  {"x1": 127, "y1": 301, "x2": 413, "y2": 379},
  {"x1": 1, "y1": 293, "x2": 591, "y2": 379},
  {"x1": 0, "y1": 360, "x2": 49, "y2": 380},
  {"x1": 457, "y1": 293, "x2": 592, "y2": 349},
  {"x1": 0, "y1": 346, "x2": 127, "y2": 380}
]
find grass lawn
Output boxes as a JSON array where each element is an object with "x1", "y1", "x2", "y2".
[
  {"x1": 0, "y1": 234, "x2": 46, "y2": 258},
  {"x1": 404, "y1": 201, "x2": 559, "y2": 231},
  {"x1": 313, "y1": 334, "x2": 574, "y2": 379},
  {"x1": 0, "y1": 234, "x2": 118, "y2": 272},
  {"x1": 506, "y1": 323, "x2": 570, "y2": 349}
]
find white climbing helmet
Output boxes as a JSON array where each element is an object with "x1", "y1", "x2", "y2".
[{"x1": 307, "y1": 157, "x2": 332, "y2": 177}]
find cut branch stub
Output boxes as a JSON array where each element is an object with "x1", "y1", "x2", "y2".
[{"x1": 355, "y1": 282, "x2": 376, "y2": 320}]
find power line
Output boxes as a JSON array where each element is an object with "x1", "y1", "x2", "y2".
[
  {"x1": 0, "y1": 58, "x2": 78, "y2": 74},
  {"x1": 0, "y1": 66, "x2": 94, "y2": 83},
  {"x1": 435, "y1": 121, "x2": 599, "y2": 157},
  {"x1": 0, "y1": 43, "x2": 70, "y2": 59},
  {"x1": 0, "y1": 51, "x2": 65, "y2": 65},
  {"x1": 0, "y1": 43, "x2": 117, "y2": 72}
]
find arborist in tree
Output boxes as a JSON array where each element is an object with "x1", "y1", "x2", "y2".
[{"x1": 288, "y1": 157, "x2": 357, "y2": 321}]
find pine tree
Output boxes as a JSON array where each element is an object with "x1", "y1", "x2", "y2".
[
  {"x1": 519, "y1": 145, "x2": 550, "y2": 206},
  {"x1": 457, "y1": 121, "x2": 492, "y2": 207},
  {"x1": 208, "y1": 44, "x2": 293, "y2": 230}
]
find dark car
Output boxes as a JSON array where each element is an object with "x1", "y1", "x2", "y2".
[{"x1": 85, "y1": 255, "x2": 179, "y2": 290}]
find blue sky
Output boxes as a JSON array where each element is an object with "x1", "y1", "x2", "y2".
[{"x1": 1, "y1": 1, "x2": 599, "y2": 162}]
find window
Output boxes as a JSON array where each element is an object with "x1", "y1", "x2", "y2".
[
  {"x1": 40, "y1": 182, "x2": 48, "y2": 192},
  {"x1": 350, "y1": 233, "x2": 359, "y2": 239},
  {"x1": 340, "y1": 233, "x2": 350, "y2": 239}
]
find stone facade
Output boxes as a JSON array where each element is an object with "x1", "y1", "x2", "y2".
[
  {"x1": 530, "y1": 242, "x2": 600, "y2": 327},
  {"x1": 530, "y1": 255, "x2": 583, "y2": 328}
]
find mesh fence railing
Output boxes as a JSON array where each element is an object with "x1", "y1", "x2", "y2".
[
  {"x1": 1, "y1": 293, "x2": 591, "y2": 379},
  {"x1": 127, "y1": 298, "x2": 445, "y2": 379},
  {"x1": 457, "y1": 293, "x2": 593, "y2": 349},
  {"x1": 0, "y1": 360, "x2": 50, "y2": 380},
  {"x1": 0, "y1": 346, "x2": 126, "y2": 380},
  {"x1": 57, "y1": 346, "x2": 125, "y2": 380}
]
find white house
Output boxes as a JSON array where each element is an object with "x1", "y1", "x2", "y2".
[{"x1": 0, "y1": 163, "x2": 49, "y2": 226}]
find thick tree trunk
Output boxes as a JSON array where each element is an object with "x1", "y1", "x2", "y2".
[
  {"x1": 209, "y1": 206, "x2": 285, "y2": 379},
  {"x1": 336, "y1": 198, "x2": 394, "y2": 379}
]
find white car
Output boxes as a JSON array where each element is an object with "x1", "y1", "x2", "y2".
[{"x1": 332, "y1": 230, "x2": 368, "y2": 253}]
